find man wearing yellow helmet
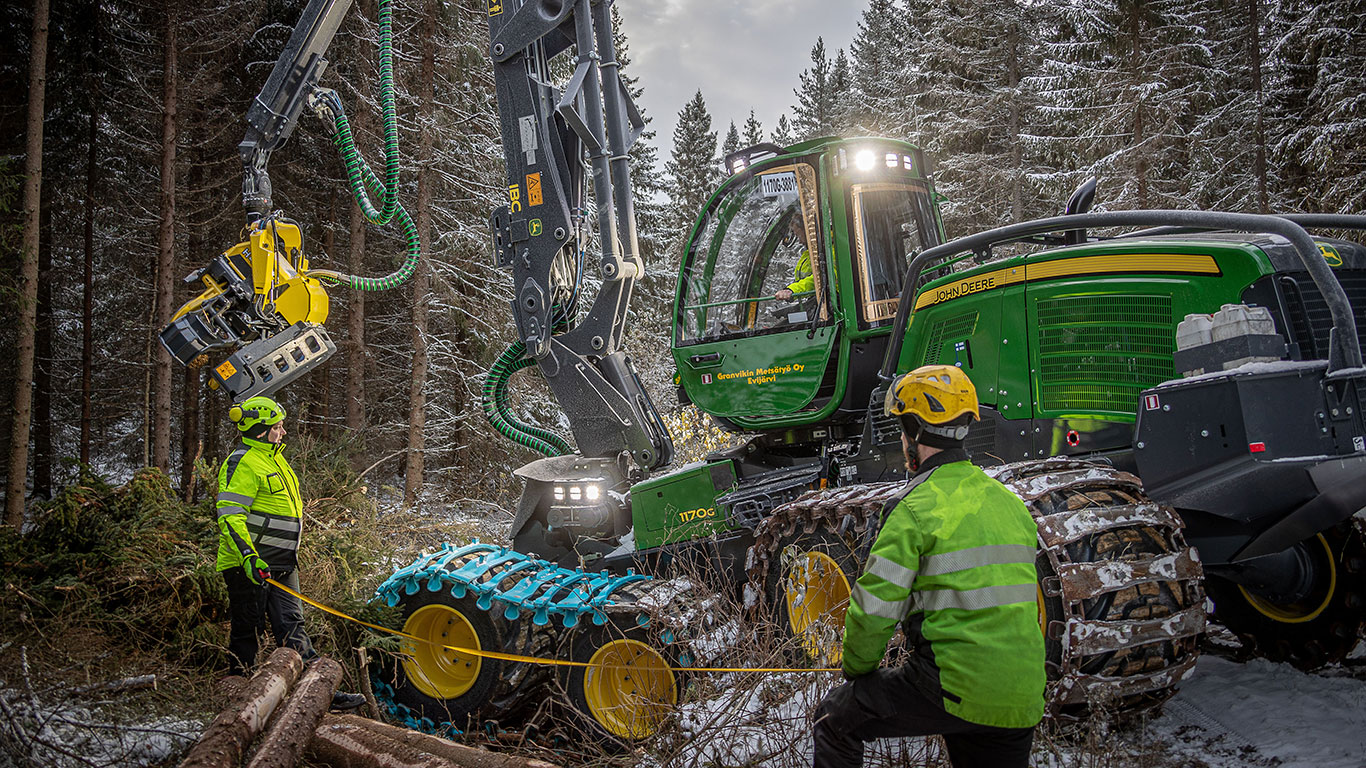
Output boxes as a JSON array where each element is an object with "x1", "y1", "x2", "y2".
[
  {"x1": 812, "y1": 365, "x2": 1044, "y2": 768},
  {"x1": 216, "y1": 396, "x2": 364, "y2": 709}
]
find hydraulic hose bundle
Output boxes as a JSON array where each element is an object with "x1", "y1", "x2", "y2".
[
  {"x1": 307, "y1": 0, "x2": 421, "y2": 293},
  {"x1": 483, "y1": 340, "x2": 573, "y2": 458}
]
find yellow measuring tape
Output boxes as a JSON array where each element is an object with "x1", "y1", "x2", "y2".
[{"x1": 267, "y1": 577, "x2": 839, "y2": 674}]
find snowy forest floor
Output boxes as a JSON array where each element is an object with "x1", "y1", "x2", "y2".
[
  {"x1": 2, "y1": 474, "x2": 1364, "y2": 767},
  {"x1": 1, "y1": 621, "x2": 1363, "y2": 767}
]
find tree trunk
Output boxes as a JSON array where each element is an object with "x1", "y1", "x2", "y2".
[
  {"x1": 346, "y1": 198, "x2": 368, "y2": 439},
  {"x1": 178, "y1": 647, "x2": 304, "y2": 768},
  {"x1": 205, "y1": 386, "x2": 220, "y2": 469},
  {"x1": 1007, "y1": 18, "x2": 1022, "y2": 222},
  {"x1": 6, "y1": 0, "x2": 50, "y2": 528},
  {"x1": 1247, "y1": 0, "x2": 1269, "y2": 213},
  {"x1": 80, "y1": 8, "x2": 100, "y2": 468},
  {"x1": 33, "y1": 200, "x2": 52, "y2": 500},
  {"x1": 245, "y1": 656, "x2": 343, "y2": 768},
  {"x1": 345, "y1": 0, "x2": 375, "y2": 449},
  {"x1": 404, "y1": 0, "x2": 437, "y2": 509},
  {"x1": 309, "y1": 719, "x2": 463, "y2": 768},
  {"x1": 152, "y1": 7, "x2": 179, "y2": 474},
  {"x1": 316, "y1": 192, "x2": 338, "y2": 442},
  {"x1": 1128, "y1": 4, "x2": 1147, "y2": 208},
  {"x1": 182, "y1": 366, "x2": 201, "y2": 502},
  {"x1": 318, "y1": 715, "x2": 562, "y2": 768}
]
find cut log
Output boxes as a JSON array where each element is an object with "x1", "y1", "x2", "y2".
[
  {"x1": 72, "y1": 673, "x2": 157, "y2": 696},
  {"x1": 319, "y1": 715, "x2": 562, "y2": 768},
  {"x1": 179, "y1": 647, "x2": 303, "y2": 768},
  {"x1": 309, "y1": 718, "x2": 462, "y2": 768},
  {"x1": 246, "y1": 656, "x2": 344, "y2": 768}
]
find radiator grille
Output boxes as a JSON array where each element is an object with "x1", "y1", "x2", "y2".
[
  {"x1": 1036, "y1": 294, "x2": 1174, "y2": 413},
  {"x1": 1277, "y1": 270, "x2": 1366, "y2": 360}
]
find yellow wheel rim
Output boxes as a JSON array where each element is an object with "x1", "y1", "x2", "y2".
[
  {"x1": 583, "y1": 639, "x2": 677, "y2": 740},
  {"x1": 400, "y1": 604, "x2": 483, "y2": 700},
  {"x1": 1238, "y1": 534, "x2": 1337, "y2": 624},
  {"x1": 784, "y1": 550, "x2": 851, "y2": 664}
]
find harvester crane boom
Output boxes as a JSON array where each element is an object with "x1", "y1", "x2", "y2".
[
  {"x1": 238, "y1": 0, "x2": 355, "y2": 220},
  {"x1": 487, "y1": 0, "x2": 672, "y2": 471}
]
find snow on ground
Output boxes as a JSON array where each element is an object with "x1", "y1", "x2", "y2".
[
  {"x1": 1153, "y1": 654, "x2": 1366, "y2": 768},
  {"x1": 648, "y1": 648, "x2": 1366, "y2": 768}
]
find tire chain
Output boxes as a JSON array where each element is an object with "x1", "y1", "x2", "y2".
[{"x1": 743, "y1": 458, "x2": 1206, "y2": 719}]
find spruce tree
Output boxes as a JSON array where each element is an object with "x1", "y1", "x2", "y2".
[
  {"x1": 1029, "y1": 0, "x2": 1209, "y2": 209},
  {"x1": 902, "y1": 0, "x2": 1050, "y2": 229},
  {"x1": 1267, "y1": 0, "x2": 1366, "y2": 212},
  {"x1": 1186, "y1": 0, "x2": 1271, "y2": 212},
  {"x1": 771, "y1": 114, "x2": 795, "y2": 146},
  {"x1": 792, "y1": 37, "x2": 837, "y2": 140},
  {"x1": 742, "y1": 110, "x2": 764, "y2": 146},
  {"x1": 667, "y1": 90, "x2": 719, "y2": 231},
  {"x1": 848, "y1": 0, "x2": 906, "y2": 136},
  {"x1": 722, "y1": 120, "x2": 741, "y2": 157}
]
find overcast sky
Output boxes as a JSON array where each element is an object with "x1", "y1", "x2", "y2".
[{"x1": 615, "y1": 0, "x2": 871, "y2": 163}]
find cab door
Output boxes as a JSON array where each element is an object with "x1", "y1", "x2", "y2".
[{"x1": 674, "y1": 160, "x2": 838, "y2": 420}]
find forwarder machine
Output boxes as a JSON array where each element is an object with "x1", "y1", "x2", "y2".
[{"x1": 159, "y1": 0, "x2": 1366, "y2": 747}]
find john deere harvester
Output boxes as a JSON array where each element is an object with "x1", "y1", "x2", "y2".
[{"x1": 160, "y1": 0, "x2": 1366, "y2": 746}]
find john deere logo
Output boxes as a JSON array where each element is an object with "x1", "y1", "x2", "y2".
[
  {"x1": 1319, "y1": 243, "x2": 1343, "y2": 268},
  {"x1": 529, "y1": 219, "x2": 543, "y2": 237}
]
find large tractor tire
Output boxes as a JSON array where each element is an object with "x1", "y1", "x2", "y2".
[
  {"x1": 562, "y1": 617, "x2": 682, "y2": 749},
  {"x1": 747, "y1": 459, "x2": 1206, "y2": 719},
  {"x1": 373, "y1": 590, "x2": 505, "y2": 732},
  {"x1": 1204, "y1": 518, "x2": 1366, "y2": 669}
]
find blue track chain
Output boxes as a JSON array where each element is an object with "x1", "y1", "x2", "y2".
[
  {"x1": 373, "y1": 542, "x2": 651, "y2": 629},
  {"x1": 369, "y1": 542, "x2": 682, "y2": 736}
]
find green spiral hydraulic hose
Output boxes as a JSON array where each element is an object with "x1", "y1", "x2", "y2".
[
  {"x1": 483, "y1": 340, "x2": 574, "y2": 457},
  {"x1": 307, "y1": 0, "x2": 417, "y2": 292},
  {"x1": 335, "y1": 0, "x2": 401, "y2": 228},
  {"x1": 496, "y1": 355, "x2": 573, "y2": 454}
]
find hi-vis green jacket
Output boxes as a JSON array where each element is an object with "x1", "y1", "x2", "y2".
[
  {"x1": 215, "y1": 437, "x2": 304, "y2": 572},
  {"x1": 786, "y1": 250, "x2": 814, "y2": 294},
  {"x1": 842, "y1": 449, "x2": 1045, "y2": 728}
]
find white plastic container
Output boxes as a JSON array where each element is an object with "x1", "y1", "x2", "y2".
[
  {"x1": 1211, "y1": 304, "x2": 1276, "y2": 342},
  {"x1": 1175, "y1": 313, "x2": 1214, "y2": 351}
]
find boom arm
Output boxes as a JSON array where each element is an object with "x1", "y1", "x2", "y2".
[
  {"x1": 239, "y1": 0, "x2": 355, "y2": 219},
  {"x1": 486, "y1": 0, "x2": 672, "y2": 471}
]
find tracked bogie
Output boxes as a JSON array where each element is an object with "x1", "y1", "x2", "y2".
[{"x1": 370, "y1": 543, "x2": 710, "y2": 741}]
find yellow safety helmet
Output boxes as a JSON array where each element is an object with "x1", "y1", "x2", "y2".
[
  {"x1": 885, "y1": 365, "x2": 979, "y2": 441},
  {"x1": 229, "y1": 395, "x2": 286, "y2": 434}
]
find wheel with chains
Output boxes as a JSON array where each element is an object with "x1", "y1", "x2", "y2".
[
  {"x1": 746, "y1": 459, "x2": 1206, "y2": 718},
  {"x1": 1204, "y1": 518, "x2": 1366, "y2": 669}
]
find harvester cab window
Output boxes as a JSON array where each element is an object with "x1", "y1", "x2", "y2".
[
  {"x1": 849, "y1": 181, "x2": 939, "y2": 327},
  {"x1": 680, "y1": 162, "x2": 827, "y2": 343}
]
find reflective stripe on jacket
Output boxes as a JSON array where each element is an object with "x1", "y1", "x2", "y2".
[
  {"x1": 215, "y1": 437, "x2": 304, "y2": 571},
  {"x1": 842, "y1": 452, "x2": 1045, "y2": 728}
]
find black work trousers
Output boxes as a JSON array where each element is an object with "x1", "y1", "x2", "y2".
[
  {"x1": 812, "y1": 665, "x2": 1035, "y2": 768},
  {"x1": 222, "y1": 567, "x2": 316, "y2": 676}
]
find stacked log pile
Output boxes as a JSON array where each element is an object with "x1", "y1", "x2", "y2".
[{"x1": 178, "y1": 648, "x2": 558, "y2": 768}]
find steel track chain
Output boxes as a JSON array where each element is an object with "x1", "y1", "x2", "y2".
[{"x1": 743, "y1": 458, "x2": 1206, "y2": 718}]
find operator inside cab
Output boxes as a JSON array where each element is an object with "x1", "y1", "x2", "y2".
[{"x1": 775, "y1": 214, "x2": 814, "y2": 302}]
